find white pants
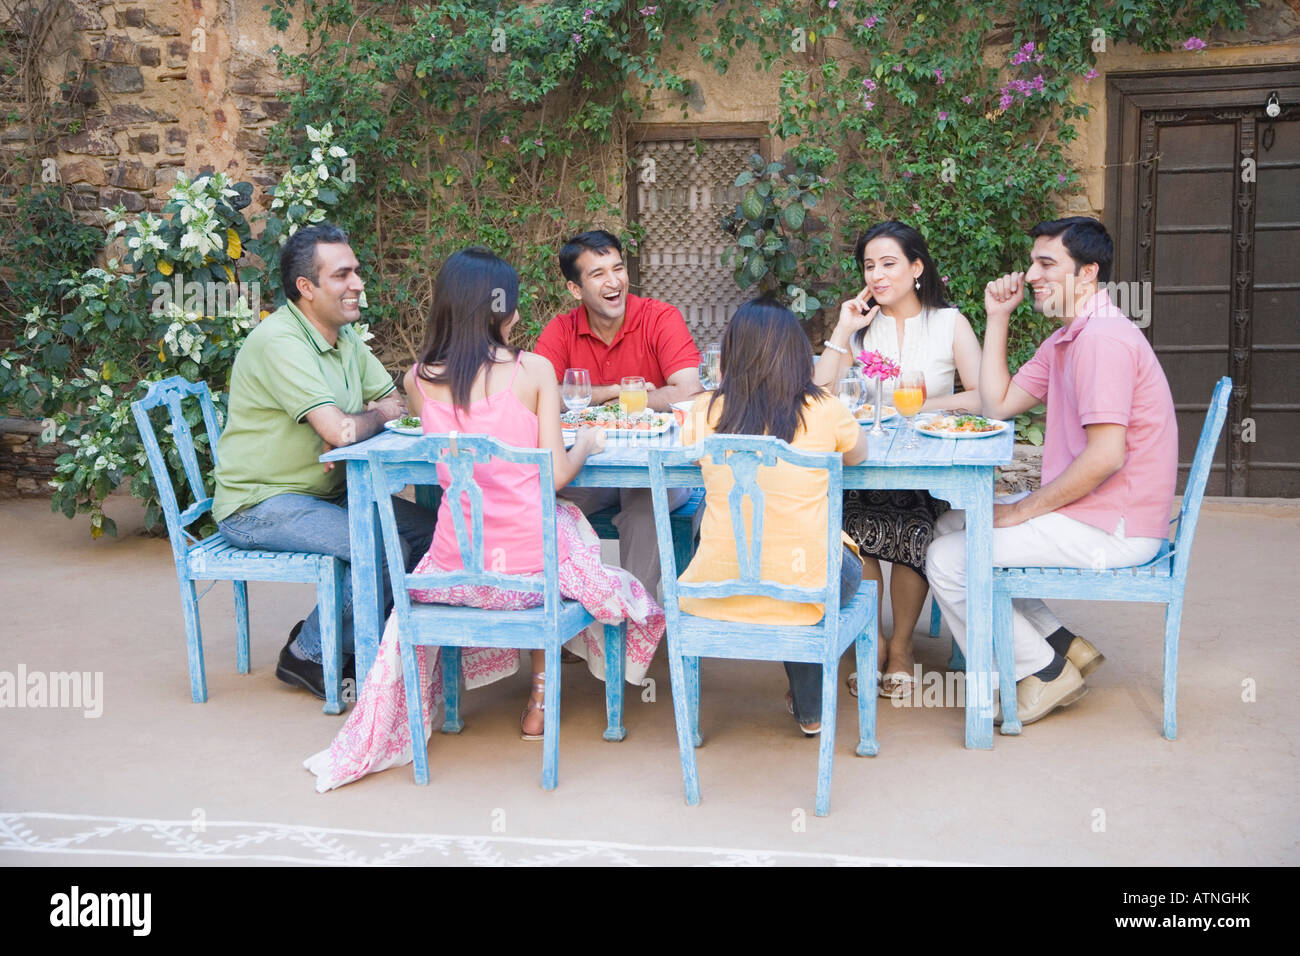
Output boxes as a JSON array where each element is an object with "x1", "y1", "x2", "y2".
[
  {"x1": 925, "y1": 492, "x2": 1164, "y2": 681},
  {"x1": 560, "y1": 485, "x2": 694, "y2": 598}
]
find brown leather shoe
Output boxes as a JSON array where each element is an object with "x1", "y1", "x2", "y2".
[{"x1": 1065, "y1": 635, "x2": 1105, "y2": 678}]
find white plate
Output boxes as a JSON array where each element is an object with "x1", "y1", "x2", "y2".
[
  {"x1": 917, "y1": 416, "x2": 1010, "y2": 439},
  {"x1": 384, "y1": 419, "x2": 422, "y2": 436},
  {"x1": 561, "y1": 411, "x2": 674, "y2": 439},
  {"x1": 855, "y1": 404, "x2": 899, "y2": 424}
]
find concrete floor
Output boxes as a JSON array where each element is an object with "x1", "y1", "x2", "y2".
[{"x1": 1, "y1": 495, "x2": 1297, "y2": 866}]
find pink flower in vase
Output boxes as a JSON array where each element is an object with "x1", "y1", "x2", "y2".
[{"x1": 856, "y1": 349, "x2": 901, "y2": 381}]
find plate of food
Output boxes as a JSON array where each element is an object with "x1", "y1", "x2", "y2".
[
  {"x1": 855, "y1": 404, "x2": 898, "y2": 424},
  {"x1": 384, "y1": 415, "x2": 423, "y2": 436},
  {"x1": 917, "y1": 414, "x2": 1009, "y2": 439},
  {"x1": 562, "y1": 407, "x2": 675, "y2": 438}
]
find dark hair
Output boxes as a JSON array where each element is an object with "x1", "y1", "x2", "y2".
[
  {"x1": 281, "y1": 223, "x2": 350, "y2": 303},
  {"x1": 559, "y1": 229, "x2": 622, "y2": 285},
  {"x1": 1029, "y1": 216, "x2": 1113, "y2": 282},
  {"x1": 710, "y1": 297, "x2": 823, "y2": 444},
  {"x1": 852, "y1": 220, "x2": 950, "y2": 310},
  {"x1": 416, "y1": 246, "x2": 520, "y2": 414}
]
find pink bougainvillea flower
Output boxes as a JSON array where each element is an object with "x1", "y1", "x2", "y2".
[
  {"x1": 911, "y1": 202, "x2": 920, "y2": 212},
  {"x1": 938, "y1": 110, "x2": 949, "y2": 121},
  {"x1": 934, "y1": 68, "x2": 945, "y2": 84},
  {"x1": 941, "y1": 275, "x2": 950, "y2": 284},
  {"x1": 1085, "y1": 68, "x2": 1099, "y2": 81},
  {"x1": 638, "y1": 5, "x2": 658, "y2": 15},
  {"x1": 534, "y1": 138, "x2": 544, "y2": 146},
  {"x1": 1058, "y1": 173, "x2": 1067, "y2": 183},
  {"x1": 857, "y1": 349, "x2": 901, "y2": 381},
  {"x1": 862, "y1": 77, "x2": 877, "y2": 92},
  {"x1": 902, "y1": 169, "x2": 914, "y2": 179},
  {"x1": 583, "y1": 7, "x2": 594, "y2": 20},
  {"x1": 1184, "y1": 36, "x2": 1207, "y2": 51},
  {"x1": 829, "y1": 0, "x2": 837, "y2": 7},
  {"x1": 961, "y1": 94, "x2": 972, "y2": 104},
  {"x1": 1011, "y1": 41, "x2": 1035, "y2": 65},
  {"x1": 999, "y1": 90, "x2": 1015, "y2": 110},
  {"x1": 893, "y1": 63, "x2": 903, "y2": 71},
  {"x1": 864, "y1": 14, "x2": 879, "y2": 28},
  {"x1": 863, "y1": 97, "x2": 875, "y2": 111},
  {"x1": 501, "y1": 135, "x2": 511, "y2": 144}
]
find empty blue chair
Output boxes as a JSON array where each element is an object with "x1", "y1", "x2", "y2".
[
  {"x1": 369, "y1": 434, "x2": 599, "y2": 790},
  {"x1": 991, "y1": 376, "x2": 1232, "y2": 738},
  {"x1": 649, "y1": 435, "x2": 879, "y2": 817},
  {"x1": 131, "y1": 376, "x2": 345, "y2": 713}
]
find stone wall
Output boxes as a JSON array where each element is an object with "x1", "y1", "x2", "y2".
[{"x1": 0, "y1": 418, "x2": 62, "y2": 498}]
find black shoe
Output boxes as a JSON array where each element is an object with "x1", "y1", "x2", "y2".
[{"x1": 276, "y1": 621, "x2": 350, "y2": 701}]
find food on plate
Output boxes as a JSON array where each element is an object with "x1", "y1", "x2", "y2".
[
  {"x1": 561, "y1": 408, "x2": 673, "y2": 432},
  {"x1": 395, "y1": 415, "x2": 421, "y2": 429},
  {"x1": 918, "y1": 414, "x2": 1003, "y2": 434},
  {"x1": 854, "y1": 404, "x2": 897, "y2": 420}
]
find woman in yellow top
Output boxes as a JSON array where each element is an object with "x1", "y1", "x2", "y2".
[{"x1": 677, "y1": 297, "x2": 869, "y2": 735}]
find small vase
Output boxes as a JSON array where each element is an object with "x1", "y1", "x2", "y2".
[{"x1": 868, "y1": 376, "x2": 887, "y2": 436}]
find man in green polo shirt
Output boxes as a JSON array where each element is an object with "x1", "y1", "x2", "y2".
[{"x1": 214, "y1": 223, "x2": 435, "y2": 701}]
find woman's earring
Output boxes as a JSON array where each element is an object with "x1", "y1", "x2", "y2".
[{"x1": 914, "y1": 277, "x2": 921, "y2": 291}]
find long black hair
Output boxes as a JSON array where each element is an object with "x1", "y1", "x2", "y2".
[
  {"x1": 852, "y1": 220, "x2": 950, "y2": 310},
  {"x1": 710, "y1": 297, "x2": 824, "y2": 444},
  {"x1": 416, "y1": 246, "x2": 519, "y2": 413}
]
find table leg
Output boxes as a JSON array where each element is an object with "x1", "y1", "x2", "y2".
[
  {"x1": 962, "y1": 472, "x2": 995, "y2": 749},
  {"x1": 348, "y1": 461, "x2": 384, "y2": 687}
]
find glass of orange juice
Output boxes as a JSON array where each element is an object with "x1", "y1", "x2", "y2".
[
  {"x1": 893, "y1": 370, "x2": 927, "y2": 448},
  {"x1": 619, "y1": 376, "x2": 648, "y2": 417}
]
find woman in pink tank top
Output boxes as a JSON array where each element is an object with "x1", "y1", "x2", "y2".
[{"x1": 306, "y1": 249, "x2": 666, "y2": 790}]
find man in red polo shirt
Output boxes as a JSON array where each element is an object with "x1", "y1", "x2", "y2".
[{"x1": 535, "y1": 230, "x2": 702, "y2": 594}]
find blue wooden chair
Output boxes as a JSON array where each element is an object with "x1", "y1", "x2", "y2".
[
  {"x1": 131, "y1": 376, "x2": 345, "y2": 713},
  {"x1": 649, "y1": 436, "x2": 879, "y2": 817},
  {"x1": 368, "y1": 434, "x2": 600, "y2": 790},
  {"x1": 991, "y1": 376, "x2": 1232, "y2": 738},
  {"x1": 586, "y1": 487, "x2": 705, "y2": 582}
]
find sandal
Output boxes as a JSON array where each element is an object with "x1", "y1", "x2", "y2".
[
  {"x1": 520, "y1": 672, "x2": 546, "y2": 740},
  {"x1": 784, "y1": 692, "x2": 821, "y2": 737},
  {"x1": 878, "y1": 670, "x2": 916, "y2": 700},
  {"x1": 847, "y1": 670, "x2": 884, "y2": 699}
]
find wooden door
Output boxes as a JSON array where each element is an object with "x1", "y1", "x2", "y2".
[{"x1": 1108, "y1": 67, "x2": 1300, "y2": 496}]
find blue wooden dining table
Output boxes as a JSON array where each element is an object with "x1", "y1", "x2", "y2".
[{"x1": 322, "y1": 415, "x2": 1014, "y2": 749}]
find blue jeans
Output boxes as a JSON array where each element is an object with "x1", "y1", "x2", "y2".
[
  {"x1": 218, "y1": 492, "x2": 437, "y2": 663},
  {"x1": 785, "y1": 545, "x2": 863, "y2": 724}
]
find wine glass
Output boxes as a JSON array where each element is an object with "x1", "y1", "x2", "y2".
[
  {"x1": 836, "y1": 375, "x2": 864, "y2": 416},
  {"x1": 562, "y1": 368, "x2": 592, "y2": 414},
  {"x1": 892, "y1": 370, "x2": 927, "y2": 449},
  {"x1": 699, "y1": 346, "x2": 721, "y2": 390}
]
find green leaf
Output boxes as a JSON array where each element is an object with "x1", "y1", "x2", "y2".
[
  {"x1": 741, "y1": 192, "x2": 764, "y2": 220},
  {"x1": 783, "y1": 204, "x2": 805, "y2": 229}
]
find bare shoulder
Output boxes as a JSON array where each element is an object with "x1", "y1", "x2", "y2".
[{"x1": 517, "y1": 350, "x2": 557, "y2": 382}]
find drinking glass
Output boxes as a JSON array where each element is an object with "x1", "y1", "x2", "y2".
[
  {"x1": 699, "y1": 346, "x2": 722, "y2": 390},
  {"x1": 561, "y1": 368, "x2": 592, "y2": 414},
  {"x1": 836, "y1": 375, "x2": 864, "y2": 416},
  {"x1": 892, "y1": 370, "x2": 927, "y2": 449},
  {"x1": 619, "y1": 375, "x2": 648, "y2": 416}
]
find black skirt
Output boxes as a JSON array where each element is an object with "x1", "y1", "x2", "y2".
[{"x1": 842, "y1": 489, "x2": 950, "y2": 579}]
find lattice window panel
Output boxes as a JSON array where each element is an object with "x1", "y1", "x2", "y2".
[{"x1": 632, "y1": 138, "x2": 759, "y2": 345}]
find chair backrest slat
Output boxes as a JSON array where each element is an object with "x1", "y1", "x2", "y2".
[
  {"x1": 131, "y1": 376, "x2": 223, "y2": 559},
  {"x1": 1171, "y1": 376, "x2": 1232, "y2": 582},
  {"x1": 367, "y1": 435, "x2": 561, "y2": 637},
  {"x1": 650, "y1": 434, "x2": 845, "y2": 627}
]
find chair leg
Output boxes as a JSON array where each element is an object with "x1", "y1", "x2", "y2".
[
  {"x1": 441, "y1": 646, "x2": 464, "y2": 734},
  {"x1": 815, "y1": 658, "x2": 838, "y2": 817},
  {"x1": 855, "y1": 624, "x2": 878, "y2": 757},
  {"x1": 541, "y1": 647, "x2": 561, "y2": 791},
  {"x1": 232, "y1": 580, "x2": 250, "y2": 674},
  {"x1": 318, "y1": 560, "x2": 344, "y2": 716},
  {"x1": 948, "y1": 638, "x2": 966, "y2": 671},
  {"x1": 685, "y1": 655, "x2": 702, "y2": 747},
  {"x1": 667, "y1": 649, "x2": 700, "y2": 806},
  {"x1": 993, "y1": 591, "x2": 1020, "y2": 735},
  {"x1": 602, "y1": 623, "x2": 627, "y2": 742},
  {"x1": 1161, "y1": 601, "x2": 1182, "y2": 741},
  {"x1": 177, "y1": 573, "x2": 208, "y2": 703},
  {"x1": 400, "y1": 641, "x2": 430, "y2": 785},
  {"x1": 929, "y1": 595, "x2": 942, "y2": 638}
]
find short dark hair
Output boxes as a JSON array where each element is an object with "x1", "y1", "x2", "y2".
[
  {"x1": 1029, "y1": 217, "x2": 1113, "y2": 283},
  {"x1": 281, "y1": 223, "x2": 350, "y2": 302},
  {"x1": 852, "y1": 220, "x2": 950, "y2": 310},
  {"x1": 559, "y1": 229, "x2": 622, "y2": 284}
]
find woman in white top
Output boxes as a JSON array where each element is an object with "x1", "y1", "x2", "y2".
[{"x1": 814, "y1": 221, "x2": 982, "y2": 699}]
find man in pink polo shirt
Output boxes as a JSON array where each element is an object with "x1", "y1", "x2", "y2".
[
  {"x1": 535, "y1": 230, "x2": 702, "y2": 595},
  {"x1": 927, "y1": 217, "x2": 1177, "y2": 725}
]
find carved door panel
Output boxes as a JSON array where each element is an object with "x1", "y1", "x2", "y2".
[
  {"x1": 629, "y1": 134, "x2": 763, "y2": 347},
  {"x1": 1109, "y1": 68, "x2": 1300, "y2": 496}
]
